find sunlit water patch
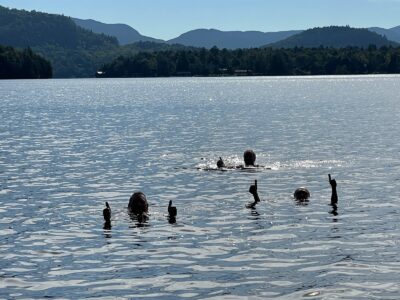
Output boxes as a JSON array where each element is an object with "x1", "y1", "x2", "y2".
[{"x1": 1, "y1": 76, "x2": 400, "y2": 299}]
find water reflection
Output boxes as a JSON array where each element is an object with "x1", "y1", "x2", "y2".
[
  {"x1": 103, "y1": 227, "x2": 112, "y2": 239},
  {"x1": 1, "y1": 77, "x2": 400, "y2": 299},
  {"x1": 295, "y1": 198, "x2": 310, "y2": 206},
  {"x1": 128, "y1": 211, "x2": 150, "y2": 228},
  {"x1": 330, "y1": 203, "x2": 339, "y2": 217},
  {"x1": 249, "y1": 209, "x2": 260, "y2": 217}
]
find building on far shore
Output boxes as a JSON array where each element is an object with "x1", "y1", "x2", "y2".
[{"x1": 234, "y1": 69, "x2": 253, "y2": 76}]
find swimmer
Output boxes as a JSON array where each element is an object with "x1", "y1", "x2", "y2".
[
  {"x1": 217, "y1": 157, "x2": 225, "y2": 168},
  {"x1": 243, "y1": 149, "x2": 256, "y2": 167},
  {"x1": 237, "y1": 150, "x2": 267, "y2": 169},
  {"x1": 103, "y1": 201, "x2": 111, "y2": 222},
  {"x1": 168, "y1": 200, "x2": 177, "y2": 217},
  {"x1": 246, "y1": 180, "x2": 261, "y2": 209},
  {"x1": 103, "y1": 201, "x2": 111, "y2": 229},
  {"x1": 128, "y1": 192, "x2": 149, "y2": 216},
  {"x1": 294, "y1": 187, "x2": 310, "y2": 201},
  {"x1": 168, "y1": 200, "x2": 177, "y2": 224}
]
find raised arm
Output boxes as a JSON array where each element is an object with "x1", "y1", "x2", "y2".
[
  {"x1": 329, "y1": 174, "x2": 338, "y2": 205},
  {"x1": 247, "y1": 180, "x2": 260, "y2": 208}
]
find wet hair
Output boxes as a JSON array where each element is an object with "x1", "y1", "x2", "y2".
[
  {"x1": 294, "y1": 187, "x2": 310, "y2": 201},
  {"x1": 128, "y1": 192, "x2": 149, "y2": 215},
  {"x1": 243, "y1": 150, "x2": 256, "y2": 166}
]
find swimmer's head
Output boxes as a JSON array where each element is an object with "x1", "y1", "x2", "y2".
[
  {"x1": 294, "y1": 187, "x2": 310, "y2": 201},
  {"x1": 243, "y1": 150, "x2": 256, "y2": 166},
  {"x1": 128, "y1": 192, "x2": 149, "y2": 215}
]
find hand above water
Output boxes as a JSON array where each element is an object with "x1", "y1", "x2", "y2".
[
  {"x1": 248, "y1": 180, "x2": 258, "y2": 195},
  {"x1": 328, "y1": 174, "x2": 337, "y2": 189},
  {"x1": 247, "y1": 180, "x2": 260, "y2": 209}
]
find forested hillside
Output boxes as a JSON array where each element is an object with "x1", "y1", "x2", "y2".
[
  {"x1": 0, "y1": 6, "x2": 190, "y2": 77},
  {"x1": 269, "y1": 26, "x2": 397, "y2": 48},
  {"x1": 73, "y1": 18, "x2": 162, "y2": 45},
  {"x1": 98, "y1": 46, "x2": 400, "y2": 77},
  {"x1": 0, "y1": 5, "x2": 119, "y2": 77},
  {"x1": 0, "y1": 45, "x2": 52, "y2": 79},
  {"x1": 167, "y1": 29, "x2": 302, "y2": 49},
  {"x1": 2, "y1": 6, "x2": 400, "y2": 78}
]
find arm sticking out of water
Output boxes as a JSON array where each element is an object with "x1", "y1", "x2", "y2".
[
  {"x1": 247, "y1": 180, "x2": 260, "y2": 208},
  {"x1": 329, "y1": 174, "x2": 338, "y2": 206}
]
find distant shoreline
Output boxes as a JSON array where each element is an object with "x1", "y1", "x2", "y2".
[{"x1": 3, "y1": 73, "x2": 400, "y2": 80}]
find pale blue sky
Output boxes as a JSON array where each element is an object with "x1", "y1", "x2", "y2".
[{"x1": 1, "y1": 0, "x2": 400, "y2": 40}]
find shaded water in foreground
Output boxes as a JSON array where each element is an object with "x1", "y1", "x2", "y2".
[{"x1": 1, "y1": 76, "x2": 400, "y2": 299}]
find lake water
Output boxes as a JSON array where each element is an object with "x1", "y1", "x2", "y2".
[{"x1": 1, "y1": 76, "x2": 400, "y2": 299}]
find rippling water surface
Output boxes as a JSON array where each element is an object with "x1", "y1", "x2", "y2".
[{"x1": 1, "y1": 76, "x2": 400, "y2": 299}]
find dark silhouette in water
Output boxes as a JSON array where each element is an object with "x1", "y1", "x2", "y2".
[
  {"x1": 294, "y1": 187, "x2": 310, "y2": 202},
  {"x1": 243, "y1": 149, "x2": 256, "y2": 167},
  {"x1": 103, "y1": 201, "x2": 111, "y2": 221},
  {"x1": 103, "y1": 201, "x2": 111, "y2": 229},
  {"x1": 168, "y1": 200, "x2": 177, "y2": 224},
  {"x1": 168, "y1": 200, "x2": 177, "y2": 217},
  {"x1": 103, "y1": 220, "x2": 112, "y2": 230},
  {"x1": 128, "y1": 192, "x2": 149, "y2": 224},
  {"x1": 329, "y1": 174, "x2": 338, "y2": 215},
  {"x1": 246, "y1": 180, "x2": 261, "y2": 209},
  {"x1": 128, "y1": 192, "x2": 149, "y2": 215},
  {"x1": 201, "y1": 150, "x2": 270, "y2": 171},
  {"x1": 217, "y1": 157, "x2": 225, "y2": 168}
]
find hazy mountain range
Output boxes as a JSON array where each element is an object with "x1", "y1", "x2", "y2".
[
  {"x1": 269, "y1": 26, "x2": 397, "y2": 49},
  {"x1": 167, "y1": 28, "x2": 302, "y2": 49},
  {"x1": 73, "y1": 17, "x2": 400, "y2": 49},
  {"x1": 1, "y1": 5, "x2": 400, "y2": 78},
  {"x1": 72, "y1": 18, "x2": 163, "y2": 45}
]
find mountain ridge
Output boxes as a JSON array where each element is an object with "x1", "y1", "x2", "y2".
[
  {"x1": 2, "y1": 5, "x2": 400, "y2": 78},
  {"x1": 166, "y1": 28, "x2": 303, "y2": 49},
  {"x1": 71, "y1": 18, "x2": 400, "y2": 49},
  {"x1": 72, "y1": 18, "x2": 163, "y2": 45},
  {"x1": 267, "y1": 26, "x2": 398, "y2": 48}
]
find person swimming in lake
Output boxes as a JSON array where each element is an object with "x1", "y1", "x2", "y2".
[
  {"x1": 237, "y1": 149, "x2": 265, "y2": 169},
  {"x1": 217, "y1": 150, "x2": 260, "y2": 170},
  {"x1": 293, "y1": 187, "x2": 310, "y2": 202},
  {"x1": 103, "y1": 201, "x2": 111, "y2": 229},
  {"x1": 168, "y1": 200, "x2": 177, "y2": 224},
  {"x1": 128, "y1": 192, "x2": 149, "y2": 222},
  {"x1": 293, "y1": 174, "x2": 338, "y2": 205},
  {"x1": 243, "y1": 149, "x2": 256, "y2": 167}
]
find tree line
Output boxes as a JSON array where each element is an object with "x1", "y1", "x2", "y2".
[
  {"x1": 0, "y1": 5, "x2": 118, "y2": 78},
  {"x1": 0, "y1": 45, "x2": 52, "y2": 79},
  {"x1": 0, "y1": 6, "x2": 195, "y2": 78},
  {"x1": 271, "y1": 26, "x2": 397, "y2": 49},
  {"x1": 98, "y1": 45, "x2": 400, "y2": 77}
]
